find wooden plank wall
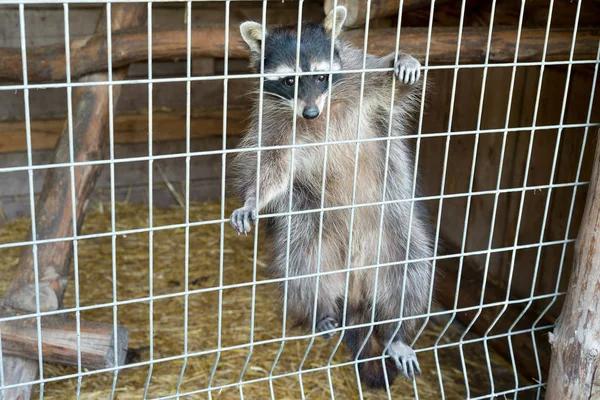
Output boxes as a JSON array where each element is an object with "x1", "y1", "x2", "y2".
[
  {"x1": 0, "y1": 1, "x2": 599, "y2": 318},
  {"x1": 415, "y1": 0, "x2": 600, "y2": 316},
  {"x1": 421, "y1": 65, "x2": 600, "y2": 318}
]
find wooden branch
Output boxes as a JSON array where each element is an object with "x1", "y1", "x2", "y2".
[
  {"x1": 324, "y1": 0, "x2": 450, "y2": 28},
  {"x1": 1, "y1": 27, "x2": 598, "y2": 83},
  {"x1": 0, "y1": 305, "x2": 128, "y2": 369},
  {"x1": 546, "y1": 130, "x2": 600, "y2": 399},
  {"x1": 5, "y1": 2, "x2": 146, "y2": 315},
  {"x1": 0, "y1": 107, "x2": 249, "y2": 153},
  {"x1": 436, "y1": 239, "x2": 554, "y2": 383},
  {"x1": 3, "y1": 5, "x2": 147, "y2": 399}
]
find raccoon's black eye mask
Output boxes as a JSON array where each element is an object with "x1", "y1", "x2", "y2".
[{"x1": 281, "y1": 74, "x2": 328, "y2": 87}]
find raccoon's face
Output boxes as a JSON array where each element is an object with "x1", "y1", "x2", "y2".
[
  {"x1": 263, "y1": 56, "x2": 342, "y2": 120},
  {"x1": 240, "y1": 7, "x2": 347, "y2": 120}
]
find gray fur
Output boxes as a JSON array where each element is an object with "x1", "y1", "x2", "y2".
[{"x1": 231, "y1": 11, "x2": 433, "y2": 388}]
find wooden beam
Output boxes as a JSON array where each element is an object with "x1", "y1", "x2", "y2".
[
  {"x1": 1, "y1": 27, "x2": 598, "y2": 83},
  {"x1": 324, "y1": 0, "x2": 450, "y2": 28},
  {"x1": 0, "y1": 305, "x2": 128, "y2": 370},
  {"x1": 2, "y1": 5, "x2": 147, "y2": 399},
  {"x1": 546, "y1": 130, "x2": 600, "y2": 399},
  {"x1": 436, "y1": 239, "x2": 554, "y2": 383},
  {"x1": 0, "y1": 107, "x2": 249, "y2": 153}
]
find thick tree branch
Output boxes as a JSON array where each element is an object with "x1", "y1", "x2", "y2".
[
  {"x1": 0, "y1": 27, "x2": 598, "y2": 83},
  {"x1": 546, "y1": 130, "x2": 600, "y2": 399},
  {"x1": 2, "y1": 5, "x2": 147, "y2": 399}
]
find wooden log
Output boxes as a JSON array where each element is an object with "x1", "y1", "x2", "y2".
[
  {"x1": 436, "y1": 239, "x2": 554, "y2": 383},
  {"x1": 546, "y1": 130, "x2": 600, "y2": 399},
  {"x1": 323, "y1": 0, "x2": 450, "y2": 28},
  {"x1": 0, "y1": 305, "x2": 128, "y2": 369},
  {"x1": 0, "y1": 107, "x2": 249, "y2": 153},
  {"x1": 3, "y1": 5, "x2": 147, "y2": 399},
  {"x1": 1, "y1": 27, "x2": 598, "y2": 83},
  {"x1": 475, "y1": 0, "x2": 600, "y2": 29},
  {"x1": 4, "y1": 2, "x2": 146, "y2": 317}
]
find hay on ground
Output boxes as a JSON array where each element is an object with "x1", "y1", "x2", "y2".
[{"x1": 0, "y1": 202, "x2": 537, "y2": 399}]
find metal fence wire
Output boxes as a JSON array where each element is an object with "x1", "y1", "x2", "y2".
[{"x1": 0, "y1": 0, "x2": 599, "y2": 399}]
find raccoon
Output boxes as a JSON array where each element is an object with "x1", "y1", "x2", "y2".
[{"x1": 230, "y1": 6, "x2": 434, "y2": 389}]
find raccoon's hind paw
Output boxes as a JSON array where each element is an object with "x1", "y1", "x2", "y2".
[
  {"x1": 388, "y1": 341, "x2": 421, "y2": 380},
  {"x1": 394, "y1": 54, "x2": 421, "y2": 86},
  {"x1": 316, "y1": 317, "x2": 339, "y2": 339},
  {"x1": 230, "y1": 206, "x2": 257, "y2": 235}
]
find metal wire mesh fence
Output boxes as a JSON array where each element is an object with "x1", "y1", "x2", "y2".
[{"x1": 0, "y1": 0, "x2": 598, "y2": 399}]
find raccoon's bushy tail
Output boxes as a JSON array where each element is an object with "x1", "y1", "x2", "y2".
[{"x1": 343, "y1": 325, "x2": 398, "y2": 389}]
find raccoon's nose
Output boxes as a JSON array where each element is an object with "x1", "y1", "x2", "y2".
[{"x1": 302, "y1": 105, "x2": 320, "y2": 120}]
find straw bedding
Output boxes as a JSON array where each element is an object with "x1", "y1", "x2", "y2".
[{"x1": 0, "y1": 201, "x2": 536, "y2": 399}]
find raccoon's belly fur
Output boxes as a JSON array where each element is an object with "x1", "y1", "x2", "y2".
[
  {"x1": 266, "y1": 192, "x2": 384, "y2": 275},
  {"x1": 264, "y1": 138, "x2": 389, "y2": 276},
  {"x1": 263, "y1": 135, "x2": 427, "y2": 318}
]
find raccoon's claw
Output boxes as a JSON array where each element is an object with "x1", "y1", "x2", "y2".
[
  {"x1": 316, "y1": 317, "x2": 339, "y2": 339},
  {"x1": 388, "y1": 341, "x2": 421, "y2": 380},
  {"x1": 230, "y1": 206, "x2": 257, "y2": 234},
  {"x1": 394, "y1": 54, "x2": 421, "y2": 86}
]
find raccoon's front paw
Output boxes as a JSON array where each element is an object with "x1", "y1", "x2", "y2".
[
  {"x1": 316, "y1": 317, "x2": 339, "y2": 339},
  {"x1": 394, "y1": 54, "x2": 421, "y2": 86},
  {"x1": 388, "y1": 341, "x2": 421, "y2": 379},
  {"x1": 230, "y1": 206, "x2": 257, "y2": 235}
]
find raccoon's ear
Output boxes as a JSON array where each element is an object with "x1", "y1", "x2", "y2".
[
  {"x1": 324, "y1": 5, "x2": 346, "y2": 39},
  {"x1": 240, "y1": 21, "x2": 265, "y2": 53}
]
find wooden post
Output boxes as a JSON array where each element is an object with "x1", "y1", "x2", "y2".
[
  {"x1": 0, "y1": 305, "x2": 127, "y2": 369},
  {"x1": 2, "y1": 4, "x2": 147, "y2": 400},
  {"x1": 323, "y1": 0, "x2": 450, "y2": 28},
  {"x1": 546, "y1": 130, "x2": 600, "y2": 399}
]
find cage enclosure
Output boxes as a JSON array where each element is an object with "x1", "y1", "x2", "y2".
[{"x1": 0, "y1": 1, "x2": 599, "y2": 399}]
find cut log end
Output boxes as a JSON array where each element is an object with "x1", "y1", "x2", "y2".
[
  {"x1": 0, "y1": 306, "x2": 130, "y2": 370},
  {"x1": 106, "y1": 325, "x2": 130, "y2": 368}
]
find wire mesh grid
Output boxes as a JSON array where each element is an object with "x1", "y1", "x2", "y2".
[{"x1": 0, "y1": 0, "x2": 598, "y2": 399}]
